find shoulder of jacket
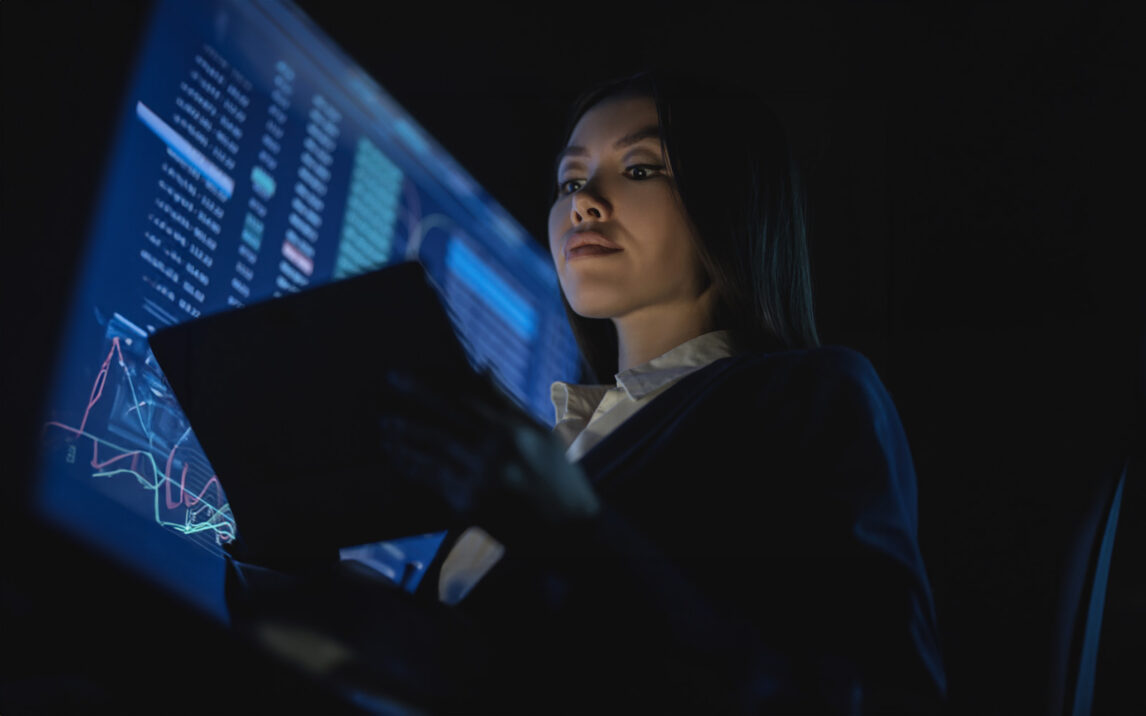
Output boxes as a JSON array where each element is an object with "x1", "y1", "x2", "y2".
[
  {"x1": 713, "y1": 346, "x2": 888, "y2": 410},
  {"x1": 798, "y1": 345, "x2": 879, "y2": 380},
  {"x1": 723, "y1": 344, "x2": 877, "y2": 381}
]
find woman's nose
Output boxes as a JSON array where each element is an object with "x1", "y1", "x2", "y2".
[{"x1": 571, "y1": 184, "x2": 610, "y2": 223}]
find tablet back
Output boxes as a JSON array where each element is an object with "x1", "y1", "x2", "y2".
[{"x1": 149, "y1": 260, "x2": 489, "y2": 569}]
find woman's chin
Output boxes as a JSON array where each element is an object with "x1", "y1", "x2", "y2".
[{"x1": 567, "y1": 300, "x2": 620, "y2": 321}]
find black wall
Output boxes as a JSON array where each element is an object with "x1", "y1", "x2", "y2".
[{"x1": 3, "y1": 2, "x2": 1141, "y2": 712}]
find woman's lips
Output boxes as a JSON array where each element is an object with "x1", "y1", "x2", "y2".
[
  {"x1": 568, "y1": 244, "x2": 623, "y2": 259},
  {"x1": 565, "y1": 229, "x2": 622, "y2": 261}
]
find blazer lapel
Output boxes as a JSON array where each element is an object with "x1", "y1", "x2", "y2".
[{"x1": 576, "y1": 353, "x2": 759, "y2": 491}]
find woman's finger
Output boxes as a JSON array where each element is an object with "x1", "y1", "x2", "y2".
[
  {"x1": 379, "y1": 423, "x2": 481, "y2": 514},
  {"x1": 509, "y1": 425, "x2": 600, "y2": 522},
  {"x1": 378, "y1": 409, "x2": 522, "y2": 515},
  {"x1": 380, "y1": 413, "x2": 491, "y2": 476},
  {"x1": 382, "y1": 370, "x2": 494, "y2": 440}
]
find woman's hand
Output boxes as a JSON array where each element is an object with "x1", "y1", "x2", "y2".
[
  {"x1": 500, "y1": 420, "x2": 600, "y2": 524},
  {"x1": 377, "y1": 370, "x2": 599, "y2": 543}
]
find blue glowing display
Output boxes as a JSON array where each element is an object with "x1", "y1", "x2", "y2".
[{"x1": 34, "y1": 0, "x2": 579, "y2": 616}]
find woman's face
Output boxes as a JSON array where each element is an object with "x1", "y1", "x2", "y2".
[{"x1": 548, "y1": 95, "x2": 708, "y2": 322}]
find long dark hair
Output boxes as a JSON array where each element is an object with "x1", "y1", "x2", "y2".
[{"x1": 553, "y1": 69, "x2": 820, "y2": 383}]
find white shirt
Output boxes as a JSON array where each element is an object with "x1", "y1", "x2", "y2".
[
  {"x1": 551, "y1": 330, "x2": 737, "y2": 461},
  {"x1": 437, "y1": 330, "x2": 737, "y2": 605}
]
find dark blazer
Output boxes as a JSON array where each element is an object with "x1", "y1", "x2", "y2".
[{"x1": 418, "y1": 345, "x2": 947, "y2": 713}]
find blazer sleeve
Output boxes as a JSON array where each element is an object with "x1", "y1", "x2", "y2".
[{"x1": 780, "y1": 347, "x2": 947, "y2": 709}]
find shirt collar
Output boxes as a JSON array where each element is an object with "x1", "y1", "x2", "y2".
[
  {"x1": 550, "y1": 381, "x2": 611, "y2": 426},
  {"x1": 550, "y1": 329, "x2": 736, "y2": 423},
  {"x1": 615, "y1": 329, "x2": 736, "y2": 399}
]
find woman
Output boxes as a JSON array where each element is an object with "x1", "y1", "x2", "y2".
[{"x1": 388, "y1": 69, "x2": 947, "y2": 712}]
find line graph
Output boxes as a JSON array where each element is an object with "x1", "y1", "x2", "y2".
[{"x1": 42, "y1": 316, "x2": 236, "y2": 549}]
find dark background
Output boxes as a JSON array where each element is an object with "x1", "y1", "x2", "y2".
[{"x1": 2, "y1": 1, "x2": 1141, "y2": 713}]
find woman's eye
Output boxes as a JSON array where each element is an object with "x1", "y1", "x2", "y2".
[
  {"x1": 626, "y1": 165, "x2": 662, "y2": 180},
  {"x1": 558, "y1": 165, "x2": 661, "y2": 195}
]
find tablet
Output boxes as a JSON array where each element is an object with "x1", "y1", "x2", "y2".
[{"x1": 149, "y1": 260, "x2": 514, "y2": 570}]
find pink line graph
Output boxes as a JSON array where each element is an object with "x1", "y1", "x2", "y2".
[
  {"x1": 42, "y1": 336, "x2": 233, "y2": 542},
  {"x1": 164, "y1": 444, "x2": 225, "y2": 509}
]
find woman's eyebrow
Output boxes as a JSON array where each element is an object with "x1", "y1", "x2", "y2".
[{"x1": 556, "y1": 125, "x2": 662, "y2": 165}]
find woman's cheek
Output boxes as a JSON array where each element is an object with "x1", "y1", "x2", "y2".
[{"x1": 547, "y1": 204, "x2": 567, "y2": 265}]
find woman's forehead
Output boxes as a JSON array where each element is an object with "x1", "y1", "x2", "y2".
[{"x1": 568, "y1": 95, "x2": 660, "y2": 148}]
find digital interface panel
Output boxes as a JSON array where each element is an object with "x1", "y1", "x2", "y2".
[{"x1": 35, "y1": 0, "x2": 579, "y2": 618}]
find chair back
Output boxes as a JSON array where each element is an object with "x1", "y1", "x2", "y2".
[{"x1": 1048, "y1": 456, "x2": 1129, "y2": 716}]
